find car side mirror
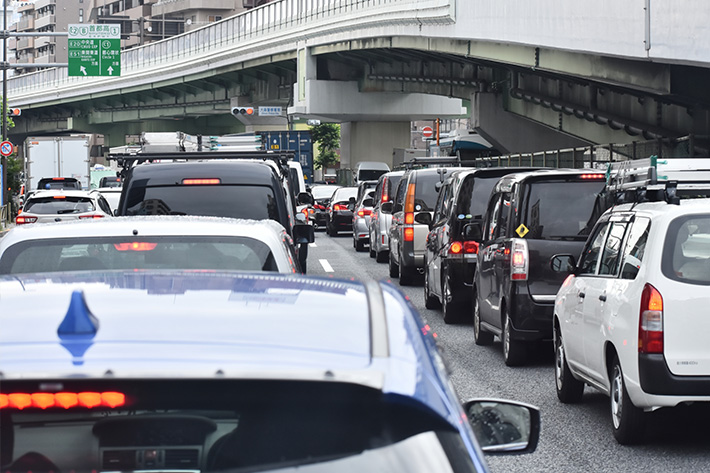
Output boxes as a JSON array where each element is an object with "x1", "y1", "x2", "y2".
[
  {"x1": 463, "y1": 222, "x2": 483, "y2": 241},
  {"x1": 550, "y1": 254, "x2": 576, "y2": 273},
  {"x1": 363, "y1": 198, "x2": 374, "y2": 207},
  {"x1": 381, "y1": 201, "x2": 393, "y2": 213},
  {"x1": 463, "y1": 399, "x2": 540, "y2": 455},
  {"x1": 414, "y1": 212, "x2": 431, "y2": 226},
  {"x1": 293, "y1": 221, "x2": 315, "y2": 244},
  {"x1": 298, "y1": 192, "x2": 314, "y2": 205}
]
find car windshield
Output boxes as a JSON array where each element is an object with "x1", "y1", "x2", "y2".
[
  {"x1": 24, "y1": 196, "x2": 95, "y2": 214},
  {"x1": 520, "y1": 179, "x2": 605, "y2": 240},
  {"x1": 0, "y1": 380, "x2": 477, "y2": 473},
  {"x1": 0, "y1": 236, "x2": 281, "y2": 274},
  {"x1": 311, "y1": 186, "x2": 339, "y2": 200},
  {"x1": 124, "y1": 185, "x2": 280, "y2": 221}
]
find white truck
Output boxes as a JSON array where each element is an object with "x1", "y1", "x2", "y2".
[{"x1": 25, "y1": 135, "x2": 91, "y2": 190}]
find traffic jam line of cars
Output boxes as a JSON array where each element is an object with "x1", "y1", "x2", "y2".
[
  {"x1": 328, "y1": 156, "x2": 710, "y2": 445},
  {"x1": 0, "y1": 152, "x2": 541, "y2": 472}
]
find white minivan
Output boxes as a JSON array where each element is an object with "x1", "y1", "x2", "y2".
[{"x1": 354, "y1": 161, "x2": 390, "y2": 184}]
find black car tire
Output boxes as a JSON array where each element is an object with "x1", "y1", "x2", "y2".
[
  {"x1": 399, "y1": 264, "x2": 415, "y2": 286},
  {"x1": 554, "y1": 324, "x2": 584, "y2": 403},
  {"x1": 502, "y1": 311, "x2": 526, "y2": 367},
  {"x1": 424, "y1": 263, "x2": 441, "y2": 309},
  {"x1": 355, "y1": 238, "x2": 366, "y2": 252},
  {"x1": 441, "y1": 270, "x2": 462, "y2": 324},
  {"x1": 388, "y1": 251, "x2": 399, "y2": 278},
  {"x1": 369, "y1": 245, "x2": 376, "y2": 258},
  {"x1": 610, "y1": 357, "x2": 646, "y2": 444},
  {"x1": 376, "y1": 249, "x2": 388, "y2": 263},
  {"x1": 473, "y1": 288, "x2": 493, "y2": 345}
]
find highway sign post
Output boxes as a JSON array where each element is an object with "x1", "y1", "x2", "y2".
[{"x1": 68, "y1": 24, "x2": 121, "y2": 77}]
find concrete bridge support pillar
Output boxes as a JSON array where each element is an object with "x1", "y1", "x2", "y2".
[{"x1": 339, "y1": 122, "x2": 411, "y2": 170}]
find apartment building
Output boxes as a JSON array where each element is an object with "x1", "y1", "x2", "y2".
[{"x1": 13, "y1": 0, "x2": 85, "y2": 71}]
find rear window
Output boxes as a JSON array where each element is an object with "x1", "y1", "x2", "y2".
[
  {"x1": 519, "y1": 179, "x2": 605, "y2": 240},
  {"x1": 0, "y1": 380, "x2": 473, "y2": 473},
  {"x1": 38, "y1": 179, "x2": 81, "y2": 190},
  {"x1": 413, "y1": 173, "x2": 445, "y2": 211},
  {"x1": 359, "y1": 169, "x2": 388, "y2": 181},
  {"x1": 331, "y1": 187, "x2": 357, "y2": 203},
  {"x1": 0, "y1": 236, "x2": 282, "y2": 274},
  {"x1": 458, "y1": 176, "x2": 500, "y2": 220},
  {"x1": 663, "y1": 215, "x2": 710, "y2": 285},
  {"x1": 311, "y1": 186, "x2": 338, "y2": 200},
  {"x1": 24, "y1": 196, "x2": 95, "y2": 214},
  {"x1": 124, "y1": 185, "x2": 280, "y2": 221}
]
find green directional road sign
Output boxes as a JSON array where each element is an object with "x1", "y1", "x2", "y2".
[{"x1": 68, "y1": 24, "x2": 121, "y2": 77}]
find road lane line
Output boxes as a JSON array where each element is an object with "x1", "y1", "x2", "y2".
[
  {"x1": 319, "y1": 259, "x2": 334, "y2": 272},
  {"x1": 309, "y1": 242, "x2": 317, "y2": 247}
]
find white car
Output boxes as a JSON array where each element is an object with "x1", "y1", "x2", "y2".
[
  {"x1": 96, "y1": 187, "x2": 122, "y2": 214},
  {"x1": 16, "y1": 189, "x2": 113, "y2": 224},
  {"x1": 552, "y1": 184, "x2": 710, "y2": 444},
  {"x1": 0, "y1": 216, "x2": 300, "y2": 274}
]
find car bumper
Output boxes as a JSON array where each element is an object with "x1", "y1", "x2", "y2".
[
  {"x1": 330, "y1": 212, "x2": 353, "y2": 230},
  {"x1": 353, "y1": 217, "x2": 370, "y2": 240},
  {"x1": 508, "y1": 287, "x2": 554, "y2": 341},
  {"x1": 638, "y1": 354, "x2": 710, "y2": 397}
]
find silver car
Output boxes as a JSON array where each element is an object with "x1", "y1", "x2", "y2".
[
  {"x1": 16, "y1": 189, "x2": 113, "y2": 225},
  {"x1": 352, "y1": 189, "x2": 376, "y2": 252},
  {"x1": 0, "y1": 216, "x2": 300, "y2": 274},
  {"x1": 368, "y1": 171, "x2": 405, "y2": 263}
]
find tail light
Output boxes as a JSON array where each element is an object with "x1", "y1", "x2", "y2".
[
  {"x1": 79, "y1": 214, "x2": 105, "y2": 219},
  {"x1": 382, "y1": 176, "x2": 390, "y2": 202},
  {"x1": 333, "y1": 204, "x2": 348, "y2": 211},
  {"x1": 301, "y1": 207, "x2": 309, "y2": 218},
  {"x1": 15, "y1": 215, "x2": 37, "y2": 224},
  {"x1": 579, "y1": 174, "x2": 605, "y2": 180},
  {"x1": 182, "y1": 178, "x2": 221, "y2": 185},
  {"x1": 403, "y1": 183, "x2": 415, "y2": 241},
  {"x1": 448, "y1": 241, "x2": 479, "y2": 256},
  {"x1": 404, "y1": 227, "x2": 414, "y2": 241},
  {"x1": 639, "y1": 283, "x2": 663, "y2": 354},
  {"x1": 314, "y1": 204, "x2": 325, "y2": 210},
  {"x1": 114, "y1": 242, "x2": 158, "y2": 252},
  {"x1": 511, "y1": 239, "x2": 529, "y2": 281},
  {"x1": 357, "y1": 208, "x2": 372, "y2": 217}
]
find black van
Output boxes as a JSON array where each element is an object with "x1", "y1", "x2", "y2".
[
  {"x1": 114, "y1": 155, "x2": 314, "y2": 271},
  {"x1": 424, "y1": 167, "x2": 536, "y2": 323},
  {"x1": 473, "y1": 169, "x2": 606, "y2": 365}
]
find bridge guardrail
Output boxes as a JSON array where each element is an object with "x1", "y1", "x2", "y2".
[{"x1": 6, "y1": 0, "x2": 454, "y2": 99}]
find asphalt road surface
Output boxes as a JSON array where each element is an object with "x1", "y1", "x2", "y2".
[{"x1": 308, "y1": 229, "x2": 710, "y2": 473}]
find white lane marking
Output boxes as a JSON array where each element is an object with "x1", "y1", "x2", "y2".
[
  {"x1": 309, "y1": 242, "x2": 317, "y2": 247},
  {"x1": 319, "y1": 259, "x2": 334, "y2": 272}
]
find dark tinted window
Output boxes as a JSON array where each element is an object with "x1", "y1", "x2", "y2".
[
  {"x1": 520, "y1": 180, "x2": 605, "y2": 240},
  {"x1": 0, "y1": 236, "x2": 282, "y2": 274},
  {"x1": 414, "y1": 173, "x2": 446, "y2": 211},
  {"x1": 38, "y1": 179, "x2": 81, "y2": 190},
  {"x1": 124, "y1": 185, "x2": 280, "y2": 221},
  {"x1": 359, "y1": 169, "x2": 388, "y2": 181},
  {"x1": 385, "y1": 174, "x2": 403, "y2": 203},
  {"x1": 24, "y1": 196, "x2": 95, "y2": 214},
  {"x1": 458, "y1": 176, "x2": 500, "y2": 220}
]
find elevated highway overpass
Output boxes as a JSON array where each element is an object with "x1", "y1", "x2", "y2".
[{"x1": 5, "y1": 0, "x2": 710, "y2": 166}]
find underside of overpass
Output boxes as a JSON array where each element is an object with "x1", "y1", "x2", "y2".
[{"x1": 9, "y1": 36, "x2": 710, "y2": 157}]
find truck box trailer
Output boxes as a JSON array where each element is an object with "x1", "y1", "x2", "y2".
[{"x1": 25, "y1": 135, "x2": 91, "y2": 190}]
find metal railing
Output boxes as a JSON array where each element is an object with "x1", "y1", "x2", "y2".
[{"x1": 6, "y1": 0, "x2": 454, "y2": 98}]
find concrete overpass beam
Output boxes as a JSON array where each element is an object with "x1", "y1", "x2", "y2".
[{"x1": 340, "y1": 122, "x2": 411, "y2": 170}]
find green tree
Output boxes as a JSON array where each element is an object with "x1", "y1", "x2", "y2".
[{"x1": 310, "y1": 123, "x2": 340, "y2": 170}]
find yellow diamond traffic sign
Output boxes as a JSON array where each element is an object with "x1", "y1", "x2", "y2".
[{"x1": 516, "y1": 224, "x2": 529, "y2": 238}]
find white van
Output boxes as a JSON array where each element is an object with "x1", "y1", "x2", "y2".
[{"x1": 354, "y1": 161, "x2": 390, "y2": 183}]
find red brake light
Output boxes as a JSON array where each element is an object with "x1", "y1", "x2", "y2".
[
  {"x1": 113, "y1": 242, "x2": 158, "y2": 251},
  {"x1": 333, "y1": 204, "x2": 348, "y2": 211},
  {"x1": 639, "y1": 283, "x2": 664, "y2": 354},
  {"x1": 463, "y1": 241, "x2": 479, "y2": 254},
  {"x1": 579, "y1": 174, "x2": 605, "y2": 180},
  {"x1": 182, "y1": 178, "x2": 221, "y2": 185},
  {"x1": 510, "y1": 240, "x2": 529, "y2": 281},
  {"x1": 404, "y1": 227, "x2": 414, "y2": 241},
  {"x1": 358, "y1": 209, "x2": 372, "y2": 217},
  {"x1": 16, "y1": 215, "x2": 37, "y2": 224},
  {"x1": 382, "y1": 176, "x2": 389, "y2": 203},
  {"x1": 53, "y1": 195, "x2": 66, "y2": 199},
  {"x1": 79, "y1": 214, "x2": 105, "y2": 219},
  {"x1": 0, "y1": 391, "x2": 126, "y2": 410},
  {"x1": 449, "y1": 241, "x2": 463, "y2": 254}
]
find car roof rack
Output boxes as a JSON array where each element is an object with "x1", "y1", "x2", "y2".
[
  {"x1": 606, "y1": 156, "x2": 710, "y2": 205},
  {"x1": 107, "y1": 150, "x2": 296, "y2": 180}
]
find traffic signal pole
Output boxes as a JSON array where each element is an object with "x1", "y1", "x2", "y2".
[{"x1": 2, "y1": 0, "x2": 7, "y2": 218}]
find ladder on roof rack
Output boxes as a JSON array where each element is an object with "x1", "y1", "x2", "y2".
[{"x1": 606, "y1": 156, "x2": 710, "y2": 204}]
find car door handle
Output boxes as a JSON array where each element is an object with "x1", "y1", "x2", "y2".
[
  {"x1": 578, "y1": 292, "x2": 586, "y2": 299},
  {"x1": 599, "y1": 294, "x2": 607, "y2": 302}
]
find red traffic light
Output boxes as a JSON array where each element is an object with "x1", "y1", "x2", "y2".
[
  {"x1": 7, "y1": 108, "x2": 21, "y2": 117},
  {"x1": 231, "y1": 107, "x2": 255, "y2": 116}
]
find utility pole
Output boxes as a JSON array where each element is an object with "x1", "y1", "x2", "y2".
[{"x1": 2, "y1": 0, "x2": 7, "y2": 217}]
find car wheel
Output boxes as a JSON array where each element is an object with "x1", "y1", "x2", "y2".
[
  {"x1": 388, "y1": 251, "x2": 399, "y2": 278},
  {"x1": 355, "y1": 238, "x2": 366, "y2": 252},
  {"x1": 399, "y1": 264, "x2": 415, "y2": 286},
  {"x1": 424, "y1": 263, "x2": 440, "y2": 309},
  {"x1": 502, "y1": 311, "x2": 526, "y2": 367},
  {"x1": 554, "y1": 324, "x2": 584, "y2": 403},
  {"x1": 610, "y1": 357, "x2": 646, "y2": 444},
  {"x1": 473, "y1": 288, "x2": 493, "y2": 345},
  {"x1": 441, "y1": 269, "x2": 461, "y2": 324}
]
